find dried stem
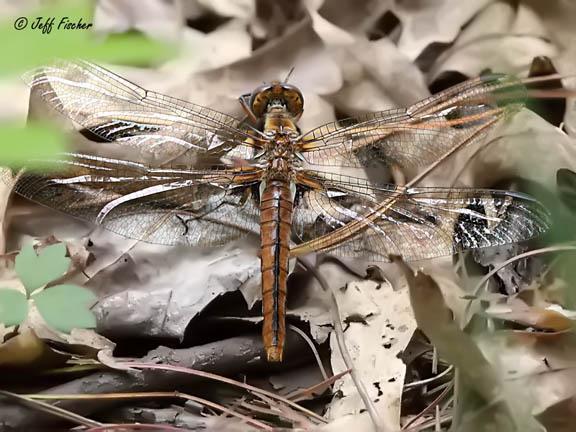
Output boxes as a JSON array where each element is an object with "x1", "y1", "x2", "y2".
[{"x1": 288, "y1": 324, "x2": 329, "y2": 381}]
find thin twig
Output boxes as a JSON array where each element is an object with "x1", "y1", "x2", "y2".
[
  {"x1": 404, "y1": 414, "x2": 452, "y2": 432},
  {"x1": 85, "y1": 424, "x2": 187, "y2": 432},
  {"x1": 404, "y1": 365, "x2": 454, "y2": 389},
  {"x1": 406, "y1": 117, "x2": 500, "y2": 188},
  {"x1": 287, "y1": 369, "x2": 351, "y2": 402},
  {"x1": 298, "y1": 256, "x2": 387, "y2": 432},
  {"x1": 28, "y1": 391, "x2": 272, "y2": 431},
  {"x1": 253, "y1": 392, "x2": 314, "y2": 429},
  {"x1": 431, "y1": 347, "x2": 438, "y2": 375},
  {"x1": 117, "y1": 361, "x2": 327, "y2": 424},
  {"x1": 0, "y1": 390, "x2": 102, "y2": 428},
  {"x1": 288, "y1": 324, "x2": 329, "y2": 381}
]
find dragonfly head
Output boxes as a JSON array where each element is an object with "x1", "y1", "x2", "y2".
[{"x1": 249, "y1": 82, "x2": 304, "y2": 119}]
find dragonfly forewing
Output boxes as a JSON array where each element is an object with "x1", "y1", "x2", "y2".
[
  {"x1": 298, "y1": 74, "x2": 526, "y2": 170},
  {"x1": 24, "y1": 60, "x2": 259, "y2": 166}
]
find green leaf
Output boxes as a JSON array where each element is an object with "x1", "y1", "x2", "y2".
[
  {"x1": 0, "y1": 122, "x2": 68, "y2": 169},
  {"x1": 0, "y1": 288, "x2": 28, "y2": 326},
  {"x1": 33, "y1": 284, "x2": 97, "y2": 333},
  {"x1": 15, "y1": 243, "x2": 70, "y2": 294}
]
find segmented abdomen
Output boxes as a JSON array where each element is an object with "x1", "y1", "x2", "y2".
[{"x1": 259, "y1": 179, "x2": 293, "y2": 362}]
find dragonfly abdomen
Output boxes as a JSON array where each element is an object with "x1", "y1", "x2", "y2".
[{"x1": 260, "y1": 179, "x2": 293, "y2": 362}]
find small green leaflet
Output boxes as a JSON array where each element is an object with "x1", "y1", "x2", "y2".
[
  {"x1": 15, "y1": 243, "x2": 70, "y2": 295},
  {"x1": 2, "y1": 244, "x2": 98, "y2": 332},
  {"x1": 0, "y1": 289, "x2": 28, "y2": 326},
  {"x1": 32, "y1": 284, "x2": 97, "y2": 333}
]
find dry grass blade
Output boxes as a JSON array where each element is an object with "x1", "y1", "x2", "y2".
[
  {"x1": 27, "y1": 391, "x2": 272, "y2": 430},
  {"x1": 0, "y1": 390, "x2": 102, "y2": 428},
  {"x1": 253, "y1": 392, "x2": 315, "y2": 429},
  {"x1": 85, "y1": 424, "x2": 188, "y2": 431},
  {"x1": 404, "y1": 365, "x2": 454, "y2": 389},
  {"x1": 402, "y1": 381, "x2": 454, "y2": 431},
  {"x1": 288, "y1": 324, "x2": 329, "y2": 381},
  {"x1": 120, "y1": 361, "x2": 327, "y2": 424}
]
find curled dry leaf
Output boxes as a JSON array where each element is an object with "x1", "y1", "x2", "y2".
[
  {"x1": 88, "y1": 229, "x2": 261, "y2": 339},
  {"x1": 0, "y1": 328, "x2": 69, "y2": 369},
  {"x1": 521, "y1": 0, "x2": 576, "y2": 73},
  {"x1": 329, "y1": 38, "x2": 430, "y2": 115},
  {"x1": 163, "y1": 19, "x2": 253, "y2": 73},
  {"x1": 392, "y1": 0, "x2": 494, "y2": 60},
  {"x1": 485, "y1": 301, "x2": 574, "y2": 333}
]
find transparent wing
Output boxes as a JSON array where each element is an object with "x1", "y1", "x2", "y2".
[
  {"x1": 23, "y1": 59, "x2": 258, "y2": 164},
  {"x1": 5, "y1": 154, "x2": 262, "y2": 246},
  {"x1": 291, "y1": 172, "x2": 549, "y2": 261},
  {"x1": 299, "y1": 75, "x2": 526, "y2": 169}
]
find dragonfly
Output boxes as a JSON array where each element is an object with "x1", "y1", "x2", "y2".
[{"x1": 7, "y1": 60, "x2": 552, "y2": 362}]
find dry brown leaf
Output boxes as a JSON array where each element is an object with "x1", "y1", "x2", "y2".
[
  {"x1": 326, "y1": 279, "x2": 416, "y2": 431},
  {"x1": 485, "y1": 301, "x2": 574, "y2": 333},
  {"x1": 0, "y1": 328, "x2": 69, "y2": 368},
  {"x1": 392, "y1": 0, "x2": 495, "y2": 60},
  {"x1": 329, "y1": 38, "x2": 429, "y2": 115},
  {"x1": 477, "y1": 331, "x2": 576, "y2": 416},
  {"x1": 161, "y1": 19, "x2": 253, "y2": 74}
]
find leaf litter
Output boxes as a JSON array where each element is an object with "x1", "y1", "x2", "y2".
[{"x1": 0, "y1": 0, "x2": 576, "y2": 431}]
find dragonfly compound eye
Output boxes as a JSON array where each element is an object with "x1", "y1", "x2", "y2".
[{"x1": 249, "y1": 83, "x2": 304, "y2": 118}]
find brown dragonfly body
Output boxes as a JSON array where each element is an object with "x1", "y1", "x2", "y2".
[
  {"x1": 252, "y1": 83, "x2": 304, "y2": 361},
  {"x1": 8, "y1": 61, "x2": 553, "y2": 362}
]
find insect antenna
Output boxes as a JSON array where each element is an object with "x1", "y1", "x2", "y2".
[{"x1": 283, "y1": 66, "x2": 295, "y2": 83}]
